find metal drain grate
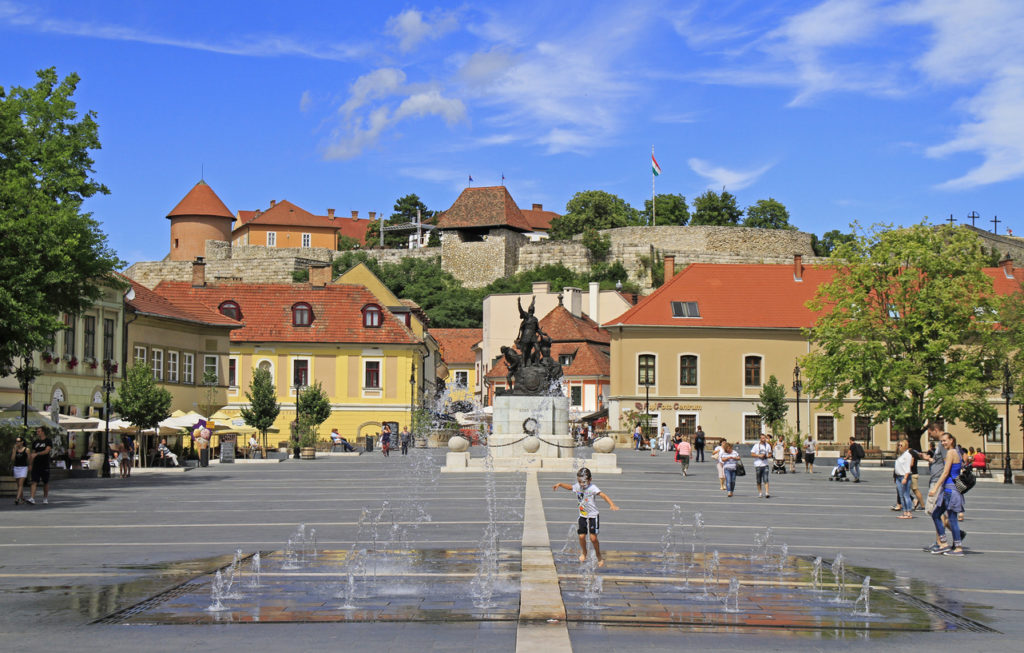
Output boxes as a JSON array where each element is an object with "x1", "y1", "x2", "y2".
[{"x1": 94, "y1": 582, "x2": 203, "y2": 624}]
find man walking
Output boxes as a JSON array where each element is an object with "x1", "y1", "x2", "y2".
[
  {"x1": 694, "y1": 426, "x2": 706, "y2": 462},
  {"x1": 751, "y1": 432, "x2": 772, "y2": 498},
  {"x1": 848, "y1": 437, "x2": 865, "y2": 483},
  {"x1": 27, "y1": 427, "x2": 52, "y2": 505},
  {"x1": 661, "y1": 422, "x2": 671, "y2": 453},
  {"x1": 400, "y1": 426, "x2": 412, "y2": 455}
]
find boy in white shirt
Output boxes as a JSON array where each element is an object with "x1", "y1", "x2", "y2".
[{"x1": 553, "y1": 467, "x2": 619, "y2": 566}]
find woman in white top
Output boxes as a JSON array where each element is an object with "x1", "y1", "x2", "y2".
[
  {"x1": 719, "y1": 442, "x2": 741, "y2": 497},
  {"x1": 712, "y1": 440, "x2": 726, "y2": 491}
]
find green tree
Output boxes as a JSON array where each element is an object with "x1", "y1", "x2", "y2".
[
  {"x1": 337, "y1": 234, "x2": 360, "y2": 251},
  {"x1": 364, "y1": 193, "x2": 434, "y2": 248},
  {"x1": 755, "y1": 375, "x2": 789, "y2": 435},
  {"x1": 690, "y1": 189, "x2": 743, "y2": 226},
  {"x1": 198, "y1": 369, "x2": 223, "y2": 419},
  {"x1": 240, "y1": 367, "x2": 280, "y2": 447},
  {"x1": 549, "y1": 190, "x2": 641, "y2": 239},
  {"x1": 581, "y1": 226, "x2": 611, "y2": 259},
  {"x1": 803, "y1": 223, "x2": 999, "y2": 451},
  {"x1": 641, "y1": 193, "x2": 690, "y2": 226},
  {"x1": 295, "y1": 381, "x2": 331, "y2": 446},
  {"x1": 0, "y1": 68, "x2": 123, "y2": 375},
  {"x1": 743, "y1": 198, "x2": 793, "y2": 230},
  {"x1": 811, "y1": 229, "x2": 856, "y2": 257},
  {"x1": 111, "y1": 364, "x2": 173, "y2": 434},
  {"x1": 426, "y1": 229, "x2": 441, "y2": 247},
  {"x1": 332, "y1": 251, "x2": 381, "y2": 279}
]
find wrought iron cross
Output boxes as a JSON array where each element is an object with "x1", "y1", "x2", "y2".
[
  {"x1": 992, "y1": 215, "x2": 1001, "y2": 234},
  {"x1": 947, "y1": 214, "x2": 956, "y2": 226},
  {"x1": 968, "y1": 211, "x2": 979, "y2": 227}
]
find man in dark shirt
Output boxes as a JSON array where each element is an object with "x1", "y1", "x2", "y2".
[
  {"x1": 848, "y1": 437, "x2": 865, "y2": 482},
  {"x1": 28, "y1": 427, "x2": 52, "y2": 505},
  {"x1": 694, "y1": 427, "x2": 706, "y2": 462}
]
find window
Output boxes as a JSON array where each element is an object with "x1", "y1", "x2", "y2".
[
  {"x1": 744, "y1": 415, "x2": 763, "y2": 441},
  {"x1": 301, "y1": 233, "x2": 311, "y2": 247},
  {"x1": 679, "y1": 355, "x2": 697, "y2": 386},
  {"x1": 677, "y1": 414, "x2": 696, "y2": 436},
  {"x1": 889, "y1": 419, "x2": 903, "y2": 443},
  {"x1": 744, "y1": 355, "x2": 762, "y2": 386},
  {"x1": 364, "y1": 360, "x2": 381, "y2": 388},
  {"x1": 292, "y1": 302, "x2": 313, "y2": 327},
  {"x1": 204, "y1": 355, "x2": 218, "y2": 383},
  {"x1": 854, "y1": 416, "x2": 872, "y2": 442},
  {"x1": 168, "y1": 351, "x2": 179, "y2": 383},
  {"x1": 888, "y1": 304, "x2": 901, "y2": 319},
  {"x1": 134, "y1": 346, "x2": 147, "y2": 366},
  {"x1": 559, "y1": 353, "x2": 575, "y2": 366},
  {"x1": 570, "y1": 385, "x2": 582, "y2": 406},
  {"x1": 83, "y1": 316, "x2": 96, "y2": 360},
  {"x1": 293, "y1": 359, "x2": 309, "y2": 388},
  {"x1": 267, "y1": 231, "x2": 277, "y2": 247},
  {"x1": 362, "y1": 304, "x2": 382, "y2": 328},
  {"x1": 638, "y1": 354, "x2": 656, "y2": 386},
  {"x1": 228, "y1": 358, "x2": 237, "y2": 387},
  {"x1": 103, "y1": 318, "x2": 115, "y2": 362},
  {"x1": 64, "y1": 314, "x2": 76, "y2": 358},
  {"x1": 817, "y1": 415, "x2": 835, "y2": 441},
  {"x1": 670, "y1": 301, "x2": 701, "y2": 318},
  {"x1": 218, "y1": 301, "x2": 241, "y2": 320},
  {"x1": 151, "y1": 349, "x2": 163, "y2": 381},
  {"x1": 986, "y1": 419, "x2": 1004, "y2": 443},
  {"x1": 454, "y1": 371, "x2": 468, "y2": 389},
  {"x1": 183, "y1": 353, "x2": 195, "y2": 384}
]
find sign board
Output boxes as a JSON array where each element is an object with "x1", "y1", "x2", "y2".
[{"x1": 220, "y1": 436, "x2": 235, "y2": 464}]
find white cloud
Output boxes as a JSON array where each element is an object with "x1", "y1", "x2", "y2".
[
  {"x1": 299, "y1": 90, "x2": 313, "y2": 113},
  {"x1": 387, "y1": 8, "x2": 458, "y2": 53},
  {"x1": 688, "y1": 158, "x2": 774, "y2": 190},
  {"x1": 339, "y1": 68, "x2": 407, "y2": 117}
]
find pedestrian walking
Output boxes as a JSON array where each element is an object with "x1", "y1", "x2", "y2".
[
  {"x1": 712, "y1": 440, "x2": 726, "y2": 491},
  {"x1": 751, "y1": 433, "x2": 772, "y2": 498},
  {"x1": 381, "y1": 424, "x2": 392, "y2": 457},
  {"x1": 11, "y1": 436, "x2": 29, "y2": 504},
  {"x1": 926, "y1": 432, "x2": 966, "y2": 556},
  {"x1": 675, "y1": 436, "x2": 691, "y2": 476},
  {"x1": 894, "y1": 440, "x2": 914, "y2": 520},
  {"x1": 719, "y1": 442, "x2": 741, "y2": 498},
  {"x1": 694, "y1": 426, "x2": 706, "y2": 462},
  {"x1": 400, "y1": 426, "x2": 412, "y2": 455},
  {"x1": 848, "y1": 437, "x2": 865, "y2": 482},
  {"x1": 27, "y1": 427, "x2": 52, "y2": 505},
  {"x1": 803, "y1": 437, "x2": 816, "y2": 473}
]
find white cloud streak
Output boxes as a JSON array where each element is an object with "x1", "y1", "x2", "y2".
[
  {"x1": 387, "y1": 8, "x2": 458, "y2": 53},
  {"x1": 688, "y1": 158, "x2": 773, "y2": 190}
]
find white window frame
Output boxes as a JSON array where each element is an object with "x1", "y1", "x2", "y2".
[
  {"x1": 204, "y1": 355, "x2": 219, "y2": 384},
  {"x1": 167, "y1": 351, "x2": 179, "y2": 383},
  {"x1": 742, "y1": 412, "x2": 764, "y2": 442},
  {"x1": 816, "y1": 414, "x2": 836, "y2": 442},
  {"x1": 151, "y1": 349, "x2": 164, "y2": 381},
  {"x1": 636, "y1": 352, "x2": 657, "y2": 390},
  {"x1": 677, "y1": 412, "x2": 699, "y2": 437},
  {"x1": 678, "y1": 352, "x2": 699, "y2": 390},
  {"x1": 569, "y1": 382, "x2": 583, "y2": 407},
  {"x1": 266, "y1": 231, "x2": 277, "y2": 247},
  {"x1": 134, "y1": 346, "x2": 147, "y2": 366},
  {"x1": 291, "y1": 356, "x2": 311, "y2": 395},
  {"x1": 257, "y1": 358, "x2": 275, "y2": 384},
  {"x1": 227, "y1": 356, "x2": 238, "y2": 389},
  {"x1": 301, "y1": 232, "x2": 311, "y2": 248},
  {"x1": 183, "y1": 352, "x2": 195, "y2": 385},
  {"x1": 363, "y1": 358, "x2": 383, "y2": 396},
  {"x1": 742, "y1": 352, "x2": 764, "y2": 391},
  {"x1": 454, "y1": 370, "x2": 468, "y2": 389}
]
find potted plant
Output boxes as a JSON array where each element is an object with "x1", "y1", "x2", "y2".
[
  {"x1": 298, "y1": 422, "x2": 317, "y2": 460},
  {"x1": 66, "y1": 356, "x2": 78, "y2": 370}
]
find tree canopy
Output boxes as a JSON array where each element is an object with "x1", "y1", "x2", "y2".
[
  {"x1": 743, "y1": 198, "x2": 792, "y2": 230},
  {"x1": 690, "y1": 189, "x2": 743, "y2": 226},
  {"x1": 296, "y1": 381, "x2": 331, "y2": 445},
  {"x1": 755, "y1": 375, "x2": 789, "y2": 435},
  {"x1": 802, "y1": 223, "x2": 999, "y2": 451},
  {"x1": 548, "y1": 190, "x2": 641, "y2": 239},
  {"x1": 240, "y1": 367, "x2": 280, "y2": 441},
  {"x1": 811, "y1": 229, "x2": 856, "y2": 257},
  {"x1": 364, "y1": 193, "x2": 434, "y2": 248},
  {"x1": 0, "y1": 68, "x2": 123, "y2": 375},
  {"x1": 641, "y1": 193, "x2": 690, "y2": 226},
  {"x1": 111, "y1": 364, "x2": 172, "y2": 433}
]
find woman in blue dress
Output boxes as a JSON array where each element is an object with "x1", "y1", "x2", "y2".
[{"x1": 926, "y1": 432, "x2": 965, "y2": 556}]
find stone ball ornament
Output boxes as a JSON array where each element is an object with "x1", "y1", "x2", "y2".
[
  {"x1": 522, "y1": 435, "x2": 541, "y2": 453},
  {"x1": 447, "y1": 435, "x2": 470, "y2": 452},
  {"x1": 593, "y1": 436, "x2": 616, "y2": 453}
]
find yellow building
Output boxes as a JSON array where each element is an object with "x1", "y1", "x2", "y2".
[{"x1": 232, "y1": 199, "x2": 341, "y2": 250}]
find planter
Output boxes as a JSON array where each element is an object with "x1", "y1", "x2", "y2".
[
  {"x1": 0, "y1": 476, "x2": 17, "y2": 498},
  {"x1": 300, "y1": 446, "x2": 316, "y2": 460}
]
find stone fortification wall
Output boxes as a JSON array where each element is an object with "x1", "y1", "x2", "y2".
[
  {"x1": 440, "y1": 229, "x2": 527, "y2": 288},
  {"x1": 124, "y1": 261, "x2": 194, "y2": 289},
  {"x1": 966, "y1": 226, "x2": 1024, "y2": 262},
  {"x1": 361, "y1": 248, "x2": 440, "y2": 267}
]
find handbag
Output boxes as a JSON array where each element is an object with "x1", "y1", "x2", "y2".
[
  {"x1": 735, "y1": 460, "x2": 746, "y2": 476},
  {"x1": 954, "y1": 466, "x2": 976, "y2": 494}
]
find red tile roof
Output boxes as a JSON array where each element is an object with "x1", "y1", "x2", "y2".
[
  {"x1": 431, "y1": 328, "x2": 482, "y2": 364},
  {"x1": 233, "y1": 199, "x2": 340, "y2": 231},
  {"x1": 167, "y1": 181, "x2": 234, "y2": 221},
  {"x1": 520, "y1": 205, "x2": 559, "y2": 231},
  {"x1": 435, "y1": 186, "x2": 532, "y2": 232},
  {"x1": 122, "y1": 275, "x2": 241, "y2": 328},
  {"x1": 604, "y1": 262, "x2": 1024, "y2": 329},
  {"x1": 333, "y1": 216, "x2": 370, "y2": 245},
  {"x1": 153, "y1": 281, "x2": 420, "y2": 345},
  {"x1": 539, "y1": 305, "x2": 610, "y2": 344},
  {"x1": 486, "y1": 342, "x2": 609, "y2": 379}
]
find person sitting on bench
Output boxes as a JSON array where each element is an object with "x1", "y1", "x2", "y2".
[
  {"x1": 157, "y1": 438, "x2": 179, "y2": 467},
  {"x1": 330, "y1": 429, "x2": 355, "y2": 452}
]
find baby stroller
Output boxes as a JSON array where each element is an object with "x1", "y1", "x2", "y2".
[
  {"x1": 829, "y1": 456, "x2": 850, "y2": 481},
  {"x1": 772, "y1": 444, "x2": 788, "y2": 474}
]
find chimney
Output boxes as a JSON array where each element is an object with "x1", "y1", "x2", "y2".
[
  {"x1": 793, "y1": 254, "x2": 803, "y2": 282},
  {"x1": 1001, "y1": 254, "x2": 1015, "y2": 279},
  {"x1": 567, "y1": 286, "x2": 582, "y2": 318},
  {"x1": 269, "y1": 199, "x2": 276, "y2": 208},
  {"x1": 663, "y1": 254, "x2": 675, "y2": 282},
  {"x1": 309, "y1": 264, "x2": 331, "y2": 287},
  {"x1": 588, "y1": 281, "x2": 600, "y2": 324},
  {"x1": 350, "y1": 210, "x2": 358, "y2": 219},
  {"x1": 327, "y1": 208, "x2": 335, "y2": 220},
  {"x1": 191, "y1": 256, "x2": 206, "y2": 287},
  {"x1": 369, "y1": 211, "x2": 376, "y2": 220},
  {"x1": 532, "y1": 203, "x2": 543, "y2": 211}
]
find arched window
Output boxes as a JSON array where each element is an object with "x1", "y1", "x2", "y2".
[
  {"x1": 218, "y1": 301, "x2": 241, "y2": 320},
  {"x1": 292, "y1": 302, "x2": 313, "y2": 327},
  {"x1": 362, "y1": 304, "x2": 382, "y2": 328}
]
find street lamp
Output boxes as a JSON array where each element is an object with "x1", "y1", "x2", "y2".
[
  {"x1": 1002, "y1": 364, "x2": 1013, "y2": 485},
  {"x1": 101, "y1": 359, "x2": 118, "y2": 479},
  {"x1": 409, "y1": 363, "x2": 416, "y2": 424},
  {"x1": 15, "y1": 356, "x2": 38, "y2": 428},
  {"x1": 792, "y1": 362, "x2": 803, "y2": 437}
]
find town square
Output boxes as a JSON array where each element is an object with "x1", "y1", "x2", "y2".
[{"x1": 2, "y1": 2, "x2": 1024, "y2": 651}]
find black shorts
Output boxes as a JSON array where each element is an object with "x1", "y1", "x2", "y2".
[
  {"x1": 805, "y1": 453, "x2": 815, "y2": 464},
  {"x1": 31, "y1": 466, "x2": 50, "y2": 484},
  {"x1": 577, "y1": 516, "x2": 600, "y2": 535}
]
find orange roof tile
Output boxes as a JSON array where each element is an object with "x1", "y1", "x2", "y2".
[
  {"x1": 233, "y1": 199, "x2": 341, "y2": 231},
  {"x1": 121, "y1": 275, "x2": 242, "y2": 328},
  {"x1": 153, "y1": 281, "x2": 420, "y2": 345},
  {"x1": 431, "y1": 328, "x2": 482, "y2": 365},
  {"x1": 485, "y1": 342, "x2": 608, "y2": 379},
  {"x1": 334, "y1": 216, "x2": 371, "y2": 245},
  {"x1": 167, "y1": 181, "x2": 234, "y2": 221},
  {"x1": 520, "y1": 205, "x2": 559, "y2": 231},
  {"x1": 435, "y1": 186, "x2": 532, "y2": 232},
  {"x1": 538, "y1": 305, "x2": 610, "y2": 344}
]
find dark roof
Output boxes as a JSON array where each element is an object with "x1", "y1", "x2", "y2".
[{"x1": 435, "y1": 186, "x2": 532, "y2": 231}]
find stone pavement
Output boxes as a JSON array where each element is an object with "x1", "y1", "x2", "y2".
[{"x1": 0, "y1": 448, "x2": 1021, "y2": 652}]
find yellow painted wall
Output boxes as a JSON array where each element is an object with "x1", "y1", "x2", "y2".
[
  {"x1": 441, "y1": 363, "x2": 477, "y2": 404},
  {"x1": 236, "y1": 224, "x2": 338, "y2": 249}
]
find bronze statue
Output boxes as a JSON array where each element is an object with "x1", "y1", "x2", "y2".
[
  {"x1": 496, "y1": 299, "x2": 564, "y2": 397},
  {"x1": 516, "y1": 297, "x2": 540, "y2": 365},
  {"x1": 500, "y1": 345, "x2": 521, "y2": 388}
]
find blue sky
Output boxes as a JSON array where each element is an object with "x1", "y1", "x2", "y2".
[{"x1": 2, "y1": 0, "x2": 1023, "y2": 266}]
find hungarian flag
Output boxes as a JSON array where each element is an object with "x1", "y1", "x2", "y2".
[{"x1": 652, "y1": 154, "x2": 662, "y2": 176}]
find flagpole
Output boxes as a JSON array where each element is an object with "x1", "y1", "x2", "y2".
[{"x1": 651, "y1": 146, "x2": 656, "y2": 227}]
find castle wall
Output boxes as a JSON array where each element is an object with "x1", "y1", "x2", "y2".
[
  {"x1": 439, "y1": 229, "x2": 527, "y2": 288},
  {"x1": 168, "y1": 216, "x2": 233, "y2": 261}
]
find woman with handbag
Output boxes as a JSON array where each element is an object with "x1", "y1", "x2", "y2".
[
  {"x1": 926, "y1": 432, "x2": 966, "y2": 556},
  {"x1": 719, "y1": 441, "x2": 742, "y2": 498}
]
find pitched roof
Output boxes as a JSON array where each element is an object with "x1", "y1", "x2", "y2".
[
  {"x1": 167, "y1": 181, "x2": 234, "y2": 221},
  {"x1": 233, "y1": 199, "x2": 340, "y2": 231},
  {"x1": 153, "y1": 281, "x2": 420, "y2": 345},
  {"x1": 431, "y1": 328, "x2": 482, "y2": 365},
  {"x1": 486, "y1": 342, "x2": 609, "y2": 379},
  {"x1": 604, "y1": 262, "x2": 1024, "y2": 329},
  {"x1": 334, "y1": 216, "x2": 370, "y2": 245},
  {"x1": 435, "y1": 186, "x2": 532, "y2": 232},
  {"x1": 122, "y1": 276, "x2": 241, "y2": 328},
  {"x1": 520, "y1": 205, "x2": 559, "y2": 231},
  {"x1": 538, "y1": 305, "x2": 610, "y2": 344}
]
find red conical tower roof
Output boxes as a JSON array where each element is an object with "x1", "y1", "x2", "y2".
[{"x1": 166, "y1": 180, "x2": 234, "y2": 220}]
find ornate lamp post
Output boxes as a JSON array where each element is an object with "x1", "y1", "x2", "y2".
[
  {"x1": 1002, "y1": 364, "x2": 1013, "y2": 484},
  {"x1": 101, "y1": 359, "x2": 118, "y2": 479},
  {"x1": 15, "y1": 356, "x2": 38, "y2": 428},
  {"x1": 792, "y1": 363, "x2": 803, "y2": 437},
  {"x1": 409, "y1": 363, "x2": 417, "y2": 425}
]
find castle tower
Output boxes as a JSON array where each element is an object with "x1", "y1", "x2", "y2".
[{"x1": 166, "y1": 181, "x2": 235, "y2": 261}]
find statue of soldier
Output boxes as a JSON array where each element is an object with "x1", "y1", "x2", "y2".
[{"x1": 516, "y1": 297, "x2": 540, "y2": 365}]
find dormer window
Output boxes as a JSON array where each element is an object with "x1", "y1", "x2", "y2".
[
  {"x1": 362, "y1": 304, "x2": 382, "y2": 328},
  {"x1": 292, "y1": 302, "x2": 313, "y2": 327},
  {"x1": 559, "y1": 354, "x2": 574, "y2": 366},
  {"x1": 218, "y1": 301, "x2": 241, "y2": 320},
  {"x1": 671, "y1": 301, "x2": 700, "y2": 318}
]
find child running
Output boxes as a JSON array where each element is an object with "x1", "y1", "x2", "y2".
[{"x1": 553, "y1": 467, "x2": 619, "y2": 566}]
